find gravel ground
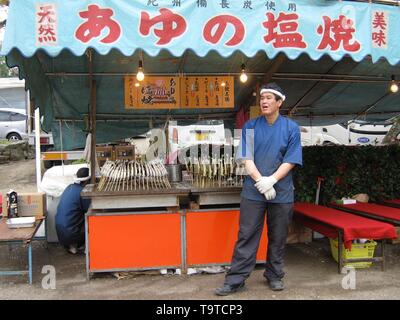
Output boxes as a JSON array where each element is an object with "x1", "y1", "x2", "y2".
[
  {"x1": 0, "y1": 239, "x2": 399, "y2": 300},
  {"x1": 0, "y1": 159, "x2": 38, "y2": 197}
]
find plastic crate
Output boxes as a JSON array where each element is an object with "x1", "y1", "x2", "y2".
[{"x1": 330, "y1": 238, "x2": 377, "y2": 268}]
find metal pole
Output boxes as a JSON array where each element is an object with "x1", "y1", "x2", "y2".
[
  {"x1": 85, "y1": 213, "x2": 91, "y2": 280},
  {"x1": 59, "y1": 120, "x2": 64, "y2": 176},
  {"x1": 28, "y1": 243, "x2": 32, "y2": 284},
  {"x1": 44, "y1": 72, "x2": 389, "y2": 82},
  {"x1": 338, "y1": 231, "x2": 344, "y2": 274},
  {"x1": 26, "y1": 90, "x2": 31, "y2": 134},
  {"x1": 271, "y1": 77, "x2": 389, "y2": 83},
  {"x1": 181, "y1": 210, "x2": 187, "y2": 274},
  {"x1": 34, "y1": 108, "x2": 41, "y2": 191}
]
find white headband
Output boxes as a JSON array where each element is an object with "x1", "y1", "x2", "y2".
[
  {"x1": 74, "y1": 175, "x2": 91, "y2": 183},
  {"x1": 260, "y1": 88, "x2": 286, "y2": 101}
]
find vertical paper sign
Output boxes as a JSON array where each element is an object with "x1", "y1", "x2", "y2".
[
  {"x1": 124, "y1": 76, "x2": 136, "y2": 108},
  {"x1": 182, "y1": 76, "x2": 201, "y2": 108},
  {"x1": 221, "y1": 77, "x2": 234, "y2": 109},
  {"x1": 36, "y1": 3, "x2": 57, "y2": 46},
  {"x1": 372, "y1": 10, "x2": 388, "y2": 49},
  {"x1": 180, "y1": 76, "x2": 234, "y2": 109},
  {"x1": 124, "y1": 76, "x2": 180, "y2": 109}
]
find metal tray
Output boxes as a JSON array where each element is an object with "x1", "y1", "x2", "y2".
[{"x1": 6, "y1": 217, "x2": 36, "y2": 229}]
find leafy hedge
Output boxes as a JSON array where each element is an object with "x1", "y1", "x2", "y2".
[{"x1": 293, "y1": 145, "x2": 400, "y2": 204}]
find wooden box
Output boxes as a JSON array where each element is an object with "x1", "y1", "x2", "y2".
[
  {"x1": 115, "y1": 145, "x2": 135, "y2": 161},
  {"x1": 96, "y1": 146, "x2": 114, "y2": 167},
  {"x1": 286, "y1": 220, "x2": 312, "y2": 244}
]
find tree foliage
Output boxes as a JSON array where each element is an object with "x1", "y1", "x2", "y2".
[
  {"x1": 294, "y1": 145, "x2": 400, "y2": 204},
  {"x1": 0, "y1": 56, "x2": 18, "y2": 77},
  {"x1": 0, "y1": 1, "x2": 8, "y2": 28}
]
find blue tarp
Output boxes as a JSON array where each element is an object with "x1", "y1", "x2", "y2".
[{"x1": 1, "y1": 1, "x2": 400, "y2": 150}]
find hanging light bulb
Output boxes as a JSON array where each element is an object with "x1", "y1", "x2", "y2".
[
  {"x1": 239, "y1": 63, "x2": 248, "y2": 83},
  {"x1": 221, "y1": 81, "x2": 226, "y2": 87},
  {"x1": 389, "y1": 75, "x2": 398, "y2": 93},
  {"x1": 135, "y1": 82, "x2": 140, "y2": 87},
  {"x1": 136, "y1": 60, "x2": 145, "y2": 82}
]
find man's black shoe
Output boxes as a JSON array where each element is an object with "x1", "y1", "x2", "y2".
[
  {"x1": 215, "y1": 283, "x2": 245, "y2": 296},
  {"x1": 267, "y1": 279, "x2": 284, "y2": 291}
]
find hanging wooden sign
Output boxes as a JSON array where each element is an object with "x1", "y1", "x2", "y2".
[
  {"x1": 125, "y1": 76, "x2": 234, "y2": 109},
  {"x1": 124, "y1": 76, "x2": 180, "y2": 109}
]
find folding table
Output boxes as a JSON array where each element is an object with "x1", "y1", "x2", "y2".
[
  {"x1": 377, "y1": 199, "x2": 400, "y2": 210},
  {"x1": 0, "y1": 217, "x2": 44, "y2": 284},
  {"x1": 329, "y1": 202, "x2": 400, "y2": 226},
  {"x1": 294, "y1": 202, "x2": 397, "y2": 273}
]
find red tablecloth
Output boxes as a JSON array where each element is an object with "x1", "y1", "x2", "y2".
[
  {"x1": 294, "y1": 202, "x2": 397, "y2": 250},
  {"x1": 384, "y1": 199, "x2": 400, "y2": 205},
  {"x1": 332, "y1": 202, "x2": 400, "y2": 222}
]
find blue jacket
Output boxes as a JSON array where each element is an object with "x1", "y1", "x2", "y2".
[
  {"x1": 236, "y1": 115, "x2": 303, "y2": 203},
  {"x1": 55, "y1": 183, "x2": 91, "y2": 246}
]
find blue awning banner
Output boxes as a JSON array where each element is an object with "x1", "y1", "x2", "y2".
[{"x1": 2, "y1": 0, "x2": 400, "y2": 64}]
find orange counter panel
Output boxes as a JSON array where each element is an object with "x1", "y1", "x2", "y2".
[
  {"x1": 186, "y1": 210, "x2": 268, "y2": 266},
  {"x1": 88, "y1": 213, "x2": 181, "y2": 271}
]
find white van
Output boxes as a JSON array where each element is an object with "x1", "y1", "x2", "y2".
[{"x1": 301, "y1": 119, "x2": 394, "y2": 146}]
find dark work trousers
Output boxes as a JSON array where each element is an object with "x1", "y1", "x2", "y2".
[
  {"x1": 224, "y1": 198, "x2": 293, "y2": 286},
  {"x1": 56, "y1": 223, "x2": 85, "y2": 248}
]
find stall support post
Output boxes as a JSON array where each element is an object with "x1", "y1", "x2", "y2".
[
  {"x1": 381, "y1": 240, "x2": 386, "y2": 271},
  {"x1": 88, "y1": 47, "x2": 97, "y2": 184},
  {"x1": 180, "y1": 210, "x2": 187, "y2": 274},
  {"x1": 27, "y1": 91, "x2": 32, "y2": 134},
  {"x1": 28, "y1": 243, "x2": 32, "y2": 284},
  {"x1": 85, "y1": 213, "x2": 91, "y2": 280},
  {"x1": 90, "y1": 80, "x2": 97, "y2": 184},
  {"x1": 59, "y1": 120, "x2": 64, "y2": 176},
  {"x1": 34, "y1": 107, "x2": 41, "y2": 191},
  {"x1": 338, "y1": 230, "x2": 343, "y2": 274}
]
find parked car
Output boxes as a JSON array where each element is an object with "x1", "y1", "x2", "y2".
[
  {"x1": 0, "y1": 107, "x2": 28, "y2": 141},
  {"x1": 300, "y1": 119, "x2": 394, "y2": 146}
]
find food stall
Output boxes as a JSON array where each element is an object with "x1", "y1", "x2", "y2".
[{"x1": 2, "y1": 0, "x2": 400, "y2": 278}]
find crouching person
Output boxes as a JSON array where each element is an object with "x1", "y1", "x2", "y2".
[{"x1": 55, "y1": 167, "x2": 91, "y2": 254}]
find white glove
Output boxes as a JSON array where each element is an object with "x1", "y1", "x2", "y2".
[
  {"x1": 264, "y1": 187, "x2": 276, "y2": 200},
  {"x1": 255, "y1": 176, "x2": 277, "y2": 194}
]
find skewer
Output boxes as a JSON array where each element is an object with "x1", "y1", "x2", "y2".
[{"x1": 97, "y1": 159, "x2": 172, "y2": 192}]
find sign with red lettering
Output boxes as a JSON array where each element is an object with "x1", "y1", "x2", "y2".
[
  {"x1": 372, "y1": 11, "x2": 388, "y2": 49},
  {"x1": 36, "y1": 3, "x2": 57, "y2": 45},
  {"x1": 5, "y1": 1, "x2": 400, "y2": 65}
]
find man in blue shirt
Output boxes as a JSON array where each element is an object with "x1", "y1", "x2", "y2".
[
  {"x1": 215, "y1": 83, "x2": 302, "y2": 295},
  {"x1": 55, "y1": 167, "x2": 91, "y2": 254}
]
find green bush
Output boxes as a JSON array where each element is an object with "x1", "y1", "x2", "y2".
[
  {"x1": 71, "y1": 159, "x2": 87, "y2": 164},
  {"x1": 0, "y1": 139, "x2": 11, "y2": 145},
  {"x1": 294, "y1": 145, "x2": 400, "y2": 204}
]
